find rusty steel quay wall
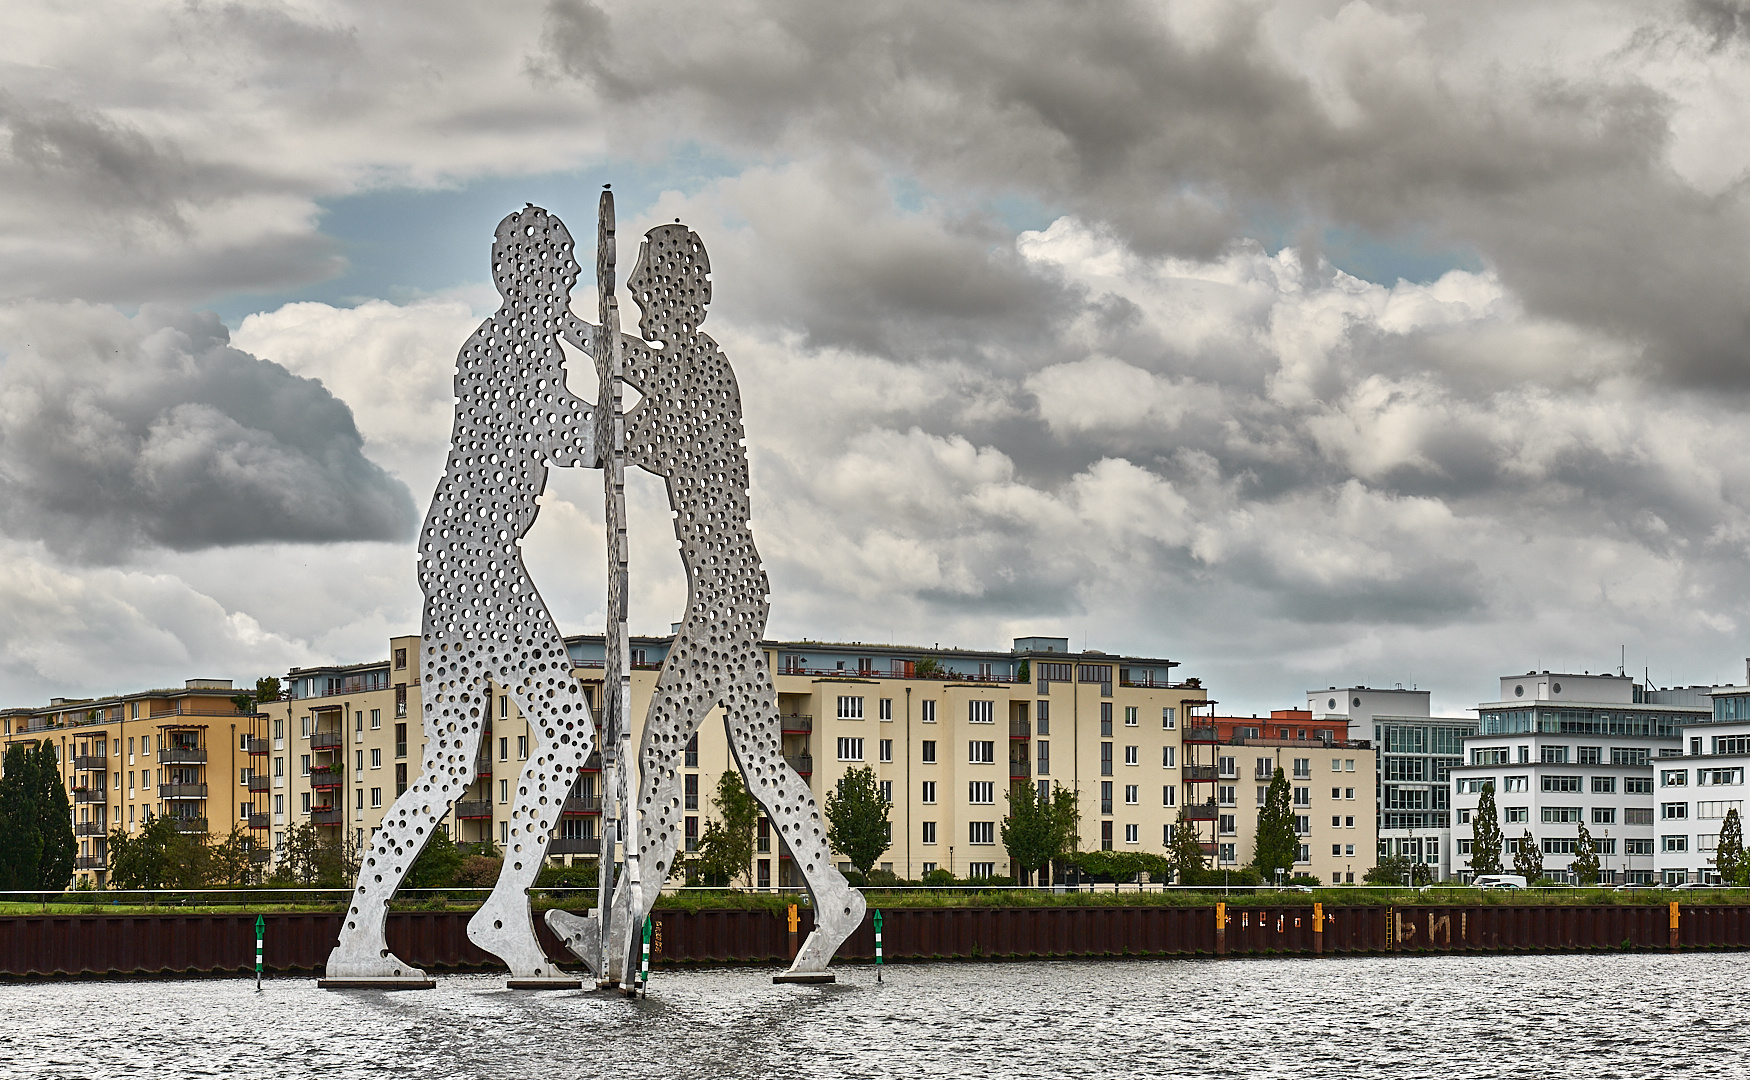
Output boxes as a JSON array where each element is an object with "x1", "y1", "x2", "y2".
[{"x1": 4, "y1": 904, "x2": 1749, "y2": 979}]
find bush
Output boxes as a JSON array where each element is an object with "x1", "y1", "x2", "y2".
[
  {"x1": 536, "y1": 863, "x2": 598, "y2": 890},
  {"x1": 1180, "y1": 866, "x2": 1262, "y2": 888},
  {"x1": 1287, "y1": 874, "x2": 1322, "y2": 887},
  {"x1": 453, "y1": 855, "x2": 504, "y2": 888},
  {"x1": 921, "y1": 868, "x2": 957, "y2": 886},
  {"x1": 865, "y1": 868, "x2": 904, "y2": 887}
]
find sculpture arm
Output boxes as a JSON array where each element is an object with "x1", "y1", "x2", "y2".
[{"x1": 548, "y1": 315, "x2": 600, "y2": 468}]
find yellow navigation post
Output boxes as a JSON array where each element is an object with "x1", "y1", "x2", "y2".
[{"x1": 1313, "y1": 901, "x2": 1324, "y2": 956}]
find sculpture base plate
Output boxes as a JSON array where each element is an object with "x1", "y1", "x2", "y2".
[
  {"x1": 506, "y1": 977, "x2": 585, "y2": 990},
  {"x1": 772, "y1": 972, "x2": 836, "y2": 984},
  {"x1": 317, "y1": 977, "x2": 437, "y2": 990}
]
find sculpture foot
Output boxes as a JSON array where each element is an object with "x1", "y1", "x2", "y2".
[
  {"x1": 785, "y1": 886, "x2": 867, "y2": 975},
  {"x1": 772, "y1": 971, "x2": 836, "y2": 984},
  {"x1": 543, "y1": 908, "x2": 603, "y2": 979},
  {"x1": 320, "y1": 946, "x2": 434, "y2": 989},
  {"x1": 467, "y1": 903, "x2": 569, "y2": 984}
]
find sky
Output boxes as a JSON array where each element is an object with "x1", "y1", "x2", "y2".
[{"x1": 5, "y1": 1, "x2": 1750, "y2": 717}]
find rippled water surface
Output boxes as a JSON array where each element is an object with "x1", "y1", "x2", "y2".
[{"x1": 3, "y1": 953, "x2": 1744, "y2": 1079}]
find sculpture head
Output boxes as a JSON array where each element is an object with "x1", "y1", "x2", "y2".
[
  {"x1": 491, "y1": 205, "x2": 579, "y2": 305},
  {"x1": 627, "y1": 223, "x2": 711, "y2": 345}
]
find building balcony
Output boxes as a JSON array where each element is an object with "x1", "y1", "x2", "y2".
[
  {"x1": 1183, "y1": 727, "x2": 1220, "y2": 744},
  {"x1": 247, "y1": 813, "x2": 269, "y2": 829},
  {"x1": 580, "y1": 752, "x2": 602, "y2": 772},
  {"x1": 71, "y1": 788, "x2": 104, "y2": 805},
  {"x1": 1182, "y1": 800, "x2": 1220, "y2": 820},
  {"x1": 1010, "y1": 758, "x2": 1031, "y2": 779},
  {"x1": 75, "y1": 855, "x2": 106, "y2": 870},
  {"x1": 456, "y1": 801, "x2": 492, "y2": 820},
  {"x1": 310, "y1": 808, "x2": 342, "y2": 826},
  {"x1": 1009, "y1": 719, "x2": 1031, "y2": 739},
  {"x1": 244, "y1": 737, "x2": 269, "y2": 755},
  {"x1": 75, "y1": 821, "x2": 106, "y2": 837},
  {"x1": 547, "y1": 837, "x2": 600, "y2": 856},
  {"x1": 1181, "y1": 764, "x2": 1219, "y2": 782},
  {"x1": 1198, "y1": 841, "x2": 1219, "y2": 856},
  {"x1": 247, "y1": 775, "x2": 270, "y2": 793},
  {"x1": 158, "y1": 747, "x2": 207, "y2": 765},
  {"x1": 73, "y1": 755, "x2": 106, "y2": 772},
  {"x1": 249, "y1": 849, "x2": 271, "y2": 864},
  {"x1": 160, "y1": 783, "x2": 208, "y2": 800},
  {"x1": 311, "y1": 731, "x2": 343, "y2": 750},
  {"x1": 310, "y1": 768, "x2": 343, "y2": 791},
  {"x1": 561, "y1": 795, "x2": 603, "y2": 815},
  {"x1": 784, "y1": 754, "x2": 813, "y2": 777},
  {"x1": 171, "y1": 817, "x2": 208, "y2": 834},
  {"x1": 780, "y1": 714, "x2": 813, "y2": 733},
  {"x1": 474, "y1": 758, "x2": 492, "y2": 779}
]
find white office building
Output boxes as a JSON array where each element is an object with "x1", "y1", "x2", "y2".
[
  {"x1": 1650, "y1": 684, "x2": 1750, "y2": 885},
  {"x1": 1449, "y1": 671, "x2": 1705, "y2": 884}
]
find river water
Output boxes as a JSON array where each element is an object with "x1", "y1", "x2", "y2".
[{"x1": 3, "y1": 953, "x2": 1742, "y2": 1079}]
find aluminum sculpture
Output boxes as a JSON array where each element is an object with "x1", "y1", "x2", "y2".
[{"x1": 322, "y1": 194, "x2": 862, "y2": 990}]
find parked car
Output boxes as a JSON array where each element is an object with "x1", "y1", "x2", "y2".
[{"x1": 1473, "y1": 874, "x2": 1527, "y2": 890}]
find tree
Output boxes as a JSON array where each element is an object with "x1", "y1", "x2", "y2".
[
  {"x1": 273, "y1": 822, "x2": 356, "y2": 887},
  {"x1": 0, "y1": 743, "x2": 44, "y2": 890},
  {"x1": 1168, "y1": 807, "x2": 1207, "y2": 883},
  {"x1": 1513, "y1": 828, "x2": 1543, "y2": 881},
  {"x1": 202, "y1": 828, "x2": 258, "y2": 887},
  {"x1": 692, "y1": 768, "x2": 760, "y2": 886},
  {"x1": 31, "y1": 742, "x2": 74, "y2": 890},
  {"x1": 1364, "y1": 855, "x2": 1415, "y2": 885},
  {"x1": 1001, "y1": 783, "x2": 1058, "y2": 884},
  {"x1": 1571, "y1": 823, "x2": 1600, "y2": 886},
  {"x1": 1251, "y1": 766, "x2": 1298, "y2": 883},
  {"x1": 230, "y1": 676, "x2": 282, "y2": 716},
  {"x1": 823, "y1": 765, "x2": 889, "y2": 878},
  {"x1": 402, "y1": 826, "x2": 463, "y2": 889},
  {"x1": 1716, "y1": 807, "x2": 1745, "y2": 886},
  {"x1": 107, "y1": 815, "x2": 191, "y2": 888},
  {"x1": 1469, "y1": 781, "x2": 1504, "y2": 877}
]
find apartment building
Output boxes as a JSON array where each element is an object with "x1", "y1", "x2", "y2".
[
  {"x1": 1449, "y1": 672, "x2": 1704, "y2": 884},
  {"x1": 1202, "y1": 711, "x2": 1377, "y2": 885},
  {"x1": 1648, "y1": 684, "x2": 1750, "y2": 885},
  {"x1": 1, "y1": 681, "x2": 260, "y2": 886}
]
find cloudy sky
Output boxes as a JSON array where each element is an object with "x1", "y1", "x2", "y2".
[{"x1": 4, "y1": 1, "x2": 1750, "y2": 716}]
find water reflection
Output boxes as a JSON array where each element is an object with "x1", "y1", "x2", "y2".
[{"x1": 2, "y1": 954, "x2": 1744, "y2": 1079}]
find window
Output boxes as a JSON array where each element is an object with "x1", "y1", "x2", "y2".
[
  {"x1": 1331, "y1": 844, "x2": 1343, "y2": 857},
  {"x1": 969, "y1": 821, "x2": 995, "y2": 845},
  {"x1": 1541, "y1": 746, "x2": 1570, "y2": 764},
  {"x1": 1457, "y1": 809, "x2": 1472, "y2": 824},
  {"x1": 1506, "y1": 807, "x2": 1529, "y2": 823},
  {"x1": 1037, "y1": 702, "x2": 1050, "y2": 735},
  {"x1": 969, "y1": 781, "x2": 995, "y2": 804},
  {"x1": 837, "y1": 696, "x2": 864, "y2": 720},
  {"x1": 1124, "y1": 706, "x2": 1138, "y2": 727},
  {"x1": 1125, "y1": 784, "x2": 1139, "y2": 805},
  {"x1": 1542, "y1": 776, "x2": 1582, "y2": 792},
  {"x1": 1593, "y1": 807, "x2": 1616, "y2": 824},
  {"x1": 1577, "y1": 746, "x2": 1601, "y2": 765},
  {"x1": 1218, "y1": 785, "x2": 1236, "y2": 805},
  {"x1": 837, "y1": 738, "x2": 865, "y2": 762},
  {"x1": 356, "y1": 750, "x2": 365, "y2": 772},
  {"x1": 370, "y1": 709, "x2": 381, "y2": 730},
  {"x1": 370, "y1": 787, "x2": 382, "y2": 808},
  {"x1": 301, "y1": 755, "x2": 311, "y2": 776},
  {"x1": 394, "y1": 723, "x2": 407, "y2": 759},
  {"x1": 921, "y1": 781, "x2": 937, "y2": 804},
  {"x1": 1332, "y1": 758, "x2": 1343, "y2": 772},
  {"x1": 970, "y1": 740, "x2": 995, "y2": 764},
  {"x1": 370, "y1": 748, "x2": 381, "y2": 769},
  {"x1": 1662, "y1": 803, "x2": 1688, "y2": 819},
  {"x1": 1700, "y1": 768, "x2": 1744, "y2": 786},
  {"x1": 685, "y1": 733, "x2": 698, "y2": 769},
  {"x1": 1101, "y1": 742, "x2": 1113, "y2": 776},
  {"x1": 969, "y1": 700, "x2": 994, "y2": 724},
  {"x1": 1220, "y1": 815, "x2": 1237, "y2": 835},
  {"x1": 880, "y1": 781, "x2": 892, "y2": 804},
  {"x1": 1344, "y1": 759, "x2": 1356, "y2": 772},
  {"x1": 1473, "y1": 748, "x2": 1510, "y2": 766},
  {"x1": 1038, "y1": 662, "x2": 1072, "y2": 683},
  {"x1": 1100, "y1": 703, "x2": 1113, "y2": 737},
  {"x1": 1293, "y1": 787, "x2": 1310, "y2": 806},
  {"x1": 1218, "y1": 756, "x2": 1236, "y2": 778},
  {"x1": 1161, "y1": 746, "x2": 1175, "y2": 768},
  {"x1": 1590, "y1": 775, "x2": 1616, "y2": 794},
  {"x1": 517, "y1": 735, "x2": 528, "y2": 760},
  {"x1": 1038, "y1": 740, "x2": 1049, "y2": 775},
  {"x1": 1293, "y1": 758, "x2": 1310, "y2": 779},
  {"x1": 1078, "y1": 664, "x2": 1113, "y2": 685},
  {"x1": 1714, "y1": 735, "x2": 1750, "y2": 755},
  {"x1": 921, "y1": 740, "x2": 937, "y2": 764},
  {"x1": 1124, "y1": 823, "x2": 1139, "y2": 844},
  {"x1": 1163, "y1": 786, "x2": 1176, "y2": 807},
  {"x1": 1124, "y1": 745, "x2": 1138, "y2": 766},
  {"x1": 499, "y1": 779, "x2": 509, "y2": 803},
  {"x1": 1698, "y1": 801, "x2": 1744, "y2": 819},
  {"x1": 1219, "y1": 843, "x2": 1237, "y2": 864},
  {"x1": 1663, "y1": 835, "x2": 1689, "y2": 852},
  {"x1": 879, "y1": 739, "x2": 893, "y2": 763},
  {"x1": 879, "y1": 698, "x2": 893, "y2": 721},
  {"x1": 1542, "y1": 838, "x2": 1577, "y2": 855},
  {"x1": 1609, "y1": 746, "x2": 1650, "y2": 766},
  {"x1": 499, "y1": 738, "x2": 508, "y2": 761},
  {"x1": 1458, "y1": 778, "x2": 1497, "y2": 794},
  {"x1": 1102, "y1": 822, "x2": 1115, "y2": 850},
  {"x1": 922, "y1": 821, "x2": 937, "y2": 844},
  {"x1": 394, "y1": 684, "x2": 407, "y2": 717},
  {"x1": 1162, "y1": 707, "x2": 1176, "y2": 729},
  {"x1": 301, "y1": 792, "x2": 312, "y2": 813},
  {"x1": 685, "y1": 774, "x2": 699, "y2": 810},
  {"x1": 1625, "y1": 807, "x2": 1654, "y2": 825},
  {"x1": 920, "y1": 700, "x2": 937, "y2": 723},
  {"x1": 1541, "y1": 807, "x2": 1581, "y2": 823},
  {"x1": 1662, "y1": 769, "x2": 1688, "y2": 787},
  {"x1": 395, "y1": 648, "x2": 406, "y2": 669},
  {"x1": 1101, "y1": 781, "x2": 1114, "y2": 814},
  {"x1": 1259, "y1": 787, "x2": 1270, "y2": 806},
  {"x1": 1626, "y1": 838, "x2": 1655, "y2": 855}
]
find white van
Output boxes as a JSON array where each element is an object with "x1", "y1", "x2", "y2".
[{"x1": 1473, "y1": 874, "x2": 1527, "y2": 890}]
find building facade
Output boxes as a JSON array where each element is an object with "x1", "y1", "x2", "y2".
[{"x1": 1648, "y1": 686, "x2": 1750, "y2": 885}]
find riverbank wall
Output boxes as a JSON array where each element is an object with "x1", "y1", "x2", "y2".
[{"x1": 5, "y1": 904, "x2": 1749, "y2": 978}]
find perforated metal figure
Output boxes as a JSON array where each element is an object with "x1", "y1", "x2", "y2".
[
  {"x1": 322, "y1": 205, "x2": 597, "y2": 988},
  {"x1": 548, "y1": 223, "x2": 865, "y2": 980}
]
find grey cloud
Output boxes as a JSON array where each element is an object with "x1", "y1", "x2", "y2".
[{"x1": 0, "y1": 303, "x2": 417, "y2": 561}]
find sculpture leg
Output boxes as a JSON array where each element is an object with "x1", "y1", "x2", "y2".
[
  {"x1": 467, "y1": 670, "x2": 594, "y2": 987},
  {"x1": 322, "y1": 683, "x2": 485, "y2": 988},
  {"x1": 726, "y1": 697, "x2": 866, "y2": 979}
]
